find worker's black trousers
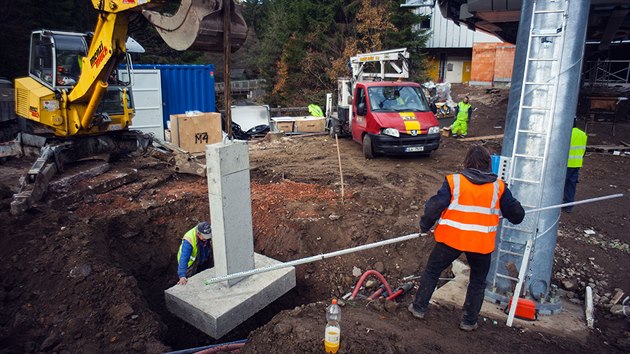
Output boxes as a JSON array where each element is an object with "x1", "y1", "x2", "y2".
[
  {"x1": 412, "y1": 242, "x2": 491, "y2": 325},
  {"x1": 563, "y1": 167, "x2": 580, "y2": 212}
]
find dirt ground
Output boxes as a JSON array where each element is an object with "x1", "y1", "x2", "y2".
[{"x1": 0, "y1": 85, "x2": 629, "y2": 353}]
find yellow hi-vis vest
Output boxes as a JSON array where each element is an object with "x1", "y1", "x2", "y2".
[
  {"x1": 177, "y1": 227, "x2": 199, "y2": 268},
  {"x1": 568, "y1": 127, "x2": 587, "y2": 168},
  {"x1": 456, "y1": 101, "x2": 471, "y2": 121},
  {"x1": 308, "y1": 104, "x2": 324, "y2": 117}
]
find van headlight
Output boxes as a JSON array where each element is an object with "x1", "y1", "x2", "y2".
[
  {"x1": 381, "y1": 128, "x2": 400, "y2": 138},
  {"x1": 428, "y1": 126, "x2": 440, "y2": 134}
]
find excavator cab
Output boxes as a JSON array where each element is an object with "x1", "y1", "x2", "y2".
[
  {"x1": 26, "y1": 30, "x2": 135, "y2": 125},
  {"x1": 29, "y1": 31, "x2": 88, "y2": 89}
]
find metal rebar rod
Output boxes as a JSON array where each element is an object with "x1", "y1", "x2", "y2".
[
  {"x1": 205, "y1": 233, "x2": 422, "y2": 285},
  {"x1": 522, "y1": 193, "x2": 623, "y2": 215},
  {"x1": 204, "y1": 194, "x2": 623, "y2": 285}
]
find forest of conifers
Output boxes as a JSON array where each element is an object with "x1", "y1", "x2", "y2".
[{"x1": 0, "y1": 0, "x2": 429, "y2": 106}]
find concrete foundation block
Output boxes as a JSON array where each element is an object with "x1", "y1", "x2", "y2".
[
  {"x1": 206, "y1": 141, "x2": 255, "y2": 286},
  {"x1": 165, "y1": 253, "x2": 296, "y2": 339}
]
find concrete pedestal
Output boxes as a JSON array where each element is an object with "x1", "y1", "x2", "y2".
[
  {"x1": 165, "y1": 253, "x2": 296, "y2": 339},
  {"x1": 165, "y1": 141, "x2": 295, "y2": 338},
  {"x1": 206, "y1": 141, "x2": 255, "y2": 287}
]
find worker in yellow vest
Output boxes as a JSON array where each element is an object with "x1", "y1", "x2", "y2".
[
  {"x1": 308, "y1": 104, "x2": 324, "y2": 117},
  {"x1": 408, "y1": 145, "x2": 525, "y2": 331},
  {"x1": 177, "y1": 222, "x2": 213, "y2": 285},
  {"x1": 451, "y1": 96, "x2": 472, "y2": 138},
  {"x1": 563, "y1": 124, "x2": 587, "y2": 213}
]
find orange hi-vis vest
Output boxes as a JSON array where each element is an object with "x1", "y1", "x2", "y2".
[{"x1": 434, "y1": 173, "x2": 505, "y2": 254}]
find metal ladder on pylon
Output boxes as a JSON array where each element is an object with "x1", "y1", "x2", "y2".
[{"x1": 490, "y1": 0, "x2": 569, "y2": 295}]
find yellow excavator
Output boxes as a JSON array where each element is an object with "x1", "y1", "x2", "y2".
[{"x1": 8, "y1": 0, "x2": 247, "y2": 214}]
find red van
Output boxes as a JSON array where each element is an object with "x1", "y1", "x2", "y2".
[{"x1": 350, "y1": 81, "x2": 441, "y2": 158}]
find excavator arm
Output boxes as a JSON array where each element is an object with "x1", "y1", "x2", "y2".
[
  {"x1": 67, "y1": 0, "x2": 247, "y2": 132},
  {"x1": 10, "y1": 0, "x2": 247, "y2": 215}
]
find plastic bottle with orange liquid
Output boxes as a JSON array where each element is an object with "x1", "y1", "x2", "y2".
[{"x1": 324, "y1": 299, "x2": 341, "y2": 353}]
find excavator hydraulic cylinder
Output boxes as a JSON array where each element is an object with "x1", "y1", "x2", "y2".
[{"x1": 81, "y1": 81, "x2": 108, "y2": 129}]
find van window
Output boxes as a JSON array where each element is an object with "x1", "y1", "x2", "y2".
[
  {"x1": 368, "y1": 86, "x2": 431, "y2": 112},
  {"x1": 356, "y1": 87, "x2": 366, "y2": 106}
]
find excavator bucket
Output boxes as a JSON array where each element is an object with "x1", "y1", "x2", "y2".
[{"x1": 142, "y1": 0, "x2": 247, "y2": 52}]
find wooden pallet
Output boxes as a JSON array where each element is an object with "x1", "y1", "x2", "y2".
[
  {"x1": 586, "y1": 145, "x2": 630, "y2": 152},
  {"x1": 458, "y1": 134, "x2": 504, "y2": 142}
]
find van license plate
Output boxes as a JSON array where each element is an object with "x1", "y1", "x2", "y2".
[{"x1": 405, "y1": 146, "x2": 424, "y2": 152}]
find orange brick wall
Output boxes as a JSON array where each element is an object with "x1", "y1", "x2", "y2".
[
  {"x1": 471, "y1": 42, "x2": 515, "y2": 84},
  {"x1": 471, "y1": 43, "x2": 498, "y2": 83},
  {"x1": 494, "y1": 45, "x2": 516, "y2": 81}
]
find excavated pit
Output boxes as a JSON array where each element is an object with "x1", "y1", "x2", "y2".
[
  {"x1": 85, "y1": 200, "x2": 306, "y2": 349},
  {"x1": 0, "y1": 158, "x2": 378, "y2": 352}
]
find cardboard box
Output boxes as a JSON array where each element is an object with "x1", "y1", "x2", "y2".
[
  {"x1": 271, "y1": 117, "x2": 296, "y2": 132},
  {"x1": 170, "y1": 112, "x2": 222, "y2": 153},
  {"x1": 276, "y1": 121, "x2": 294, "y2": 132},
  {"x1": 441, "y1": 127, "x2": 452, "y2": 137},
  {"x1": 294, "y1": 116, "x2": 325, "y2": 132}
]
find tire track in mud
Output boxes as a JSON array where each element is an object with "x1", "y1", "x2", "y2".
[{"x1": 344, "y1": 155, "x2": 446, "y2": 200}]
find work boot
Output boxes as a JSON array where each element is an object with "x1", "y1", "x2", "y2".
[
  {"x1": 408, "y1": 304, "x2": 426, "y2": 320},
  {"x1": 459, "y1": 321, "x2": 478, "y2": 332}
]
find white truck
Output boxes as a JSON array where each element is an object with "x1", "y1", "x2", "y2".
[{"x1": 328, "y1": 48, "x2": 441, "y2": 158}]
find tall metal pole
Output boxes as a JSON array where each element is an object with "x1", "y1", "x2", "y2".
[
  {"x1": 487, "y1": 0, "x2": 591, "y2": 315},
  {"x1": 223, "y1": 0, "x2": 232, "y2": 139}
]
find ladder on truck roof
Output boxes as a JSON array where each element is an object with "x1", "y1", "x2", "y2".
[
  {"x1": 491, "y1": 0, "x2": 568, "y2": 299},
  {"x1": 350, "y1": 48, "x2": 410, "y2": 84}
]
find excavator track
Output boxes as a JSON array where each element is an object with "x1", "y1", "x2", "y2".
[{"x1": 9, "y1": 132, "x2": 152, "y2": 215}]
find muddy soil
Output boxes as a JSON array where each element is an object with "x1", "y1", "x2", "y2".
[{"x1": 0, "y1": 85, "x2": 628, "y2": 353}]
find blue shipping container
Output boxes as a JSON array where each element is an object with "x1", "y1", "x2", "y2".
[{"x1": 132, "y1": 64, "x2": 216, "y2": 127}]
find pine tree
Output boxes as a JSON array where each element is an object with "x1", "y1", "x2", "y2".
[{"x1": 386, "y1": 1, "x2": 430, "y2": 81}]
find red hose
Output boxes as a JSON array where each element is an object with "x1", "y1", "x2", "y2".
[
  {"x1": 368, "y1": 287, "x2": 385, "y2": 300},
  {"x1": 385, "y1": 289, "x2": 404, "y2": 301},
  {"x1": 195, "y1": 342, "x2": 245, "y2": 354},
  {"x1": 350, "y1": 270, "x2": 394, "y2": 300}
]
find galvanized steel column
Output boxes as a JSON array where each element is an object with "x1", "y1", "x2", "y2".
[{"x1": 486, "y1": 0, "x2": 590, "y2": 314}]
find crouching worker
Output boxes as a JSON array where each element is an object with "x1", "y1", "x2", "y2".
[
  {"x1": 177, "y1": 222, "x2": 213, "y2": 285},
  {"x1": 408, "y1": 145, "x2": 525, "y2": 331}
]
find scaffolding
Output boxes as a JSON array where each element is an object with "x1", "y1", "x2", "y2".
[{"x1": 583, "y1": 59, "x2": 630, "y2": 87}]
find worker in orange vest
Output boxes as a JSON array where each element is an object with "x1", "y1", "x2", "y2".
[{"x1": 408, "y1": 145, "x2": 525, "y2": 331}]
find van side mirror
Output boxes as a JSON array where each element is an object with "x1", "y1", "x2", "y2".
[
  {"x1": 357, "y1": 102, "x2": 367, "y2": 116},
  {"x1": 430, "y1": 103, "x2": 437, "y2": 114}
]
